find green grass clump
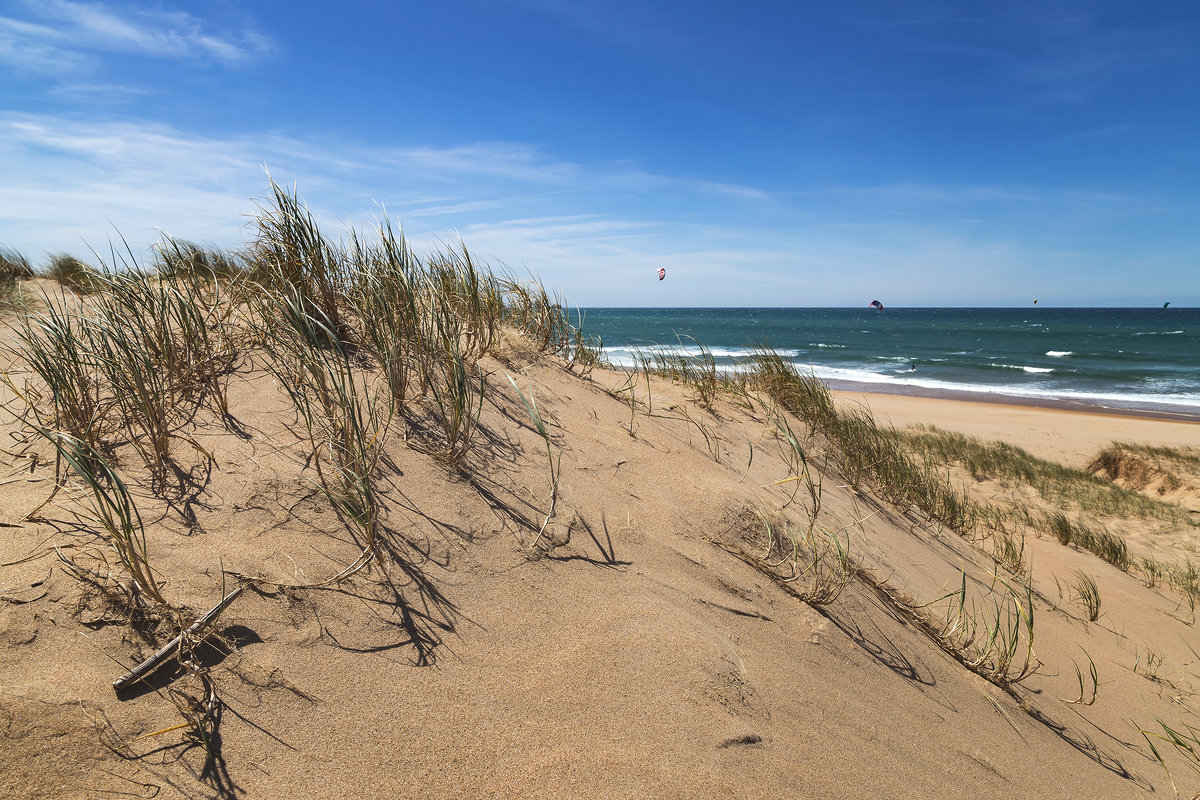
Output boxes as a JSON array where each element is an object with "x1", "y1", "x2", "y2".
[
  {"x1": 1, "y1": 247, "x2": 35, "y2": 309},
  {"x1": 152, "y1": 238, "x2": 245, "y2": 284},
  {"x1": 745, "y1": 353, "x2": 980, "y2": 534},
  {"x1": 748, "y1": 347, "x2": 836, "y2": 429},
  {"x1": 249, "y1": 177, "x2": 347, "y2": 336},
  {"x1": 990, "y1": 524, "x2": 1027, "y2": 575},
  {"x1": 34, "y1": 427, "x2": 167, "y2": 605},
  {"x1": 1064, "y1": 570, "x2": 1102, "y2": 621},
  {"x1": 257, "y1": 287, "x2": 391, "y2": 575},
  {"x1": 895, "y1": 425, "x2": 1193, "y2": 525},
  {"x1": 0, "y1": 246, "x2": 35, "y2": 278},
  {"x1": 1041, "y1": 512, "x2": 1130, "y2": 569},
  {"x1": 928, "y1": 570, "x2": 1039, "y2": 687},
  {"x1": 44, "y1": 252, "x2": 99, "y2": 291},
  {"x1": 506, "y1": 373, "x2": 561, "y2": 547},
  {"x1": 7, "y1": 262, "x2": 239, "y2": 487},
  {"x1": 1141, "y1": 715, "x2": 1200, "y2": 793},
  {"x1": 4, "y1": 296, "x2": 104, "y2": 448},
  {"x1": 645, "y1": 336, "x2": 719, "y2": 409},
  {"x1": 348, "y1": 221, "x2": 424, "y2": 413}
]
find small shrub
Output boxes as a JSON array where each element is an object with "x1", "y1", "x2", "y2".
[
  {"x1": 44, "y1": 252, "x2": 98, "y2": 291},
  {"x1": 0, "y1": 247, "x2": 35, "y2": 278}
]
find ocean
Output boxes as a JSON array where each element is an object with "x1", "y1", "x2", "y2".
[{"x1": 578, "y1": 307, "x2": 1200, "y2": 419}]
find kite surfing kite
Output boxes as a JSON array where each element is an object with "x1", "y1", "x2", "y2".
[
  {"x1": 1164, "y1": 301, "x2": 1171, "y2": 308},
  {"x1": 657, "y1": 268, "x2": 666, "y2": 281},
  {"x1": 869, "y1": 299, "x2": 884, "y2": 310}
]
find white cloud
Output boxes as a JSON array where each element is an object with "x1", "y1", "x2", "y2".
[
  {"x1": 0, "y1": 0, "x2": 271, "y2": 75},
  {"x1": 0, "y1": 15, "x2": 91, "y2": 74},
  {"x1": 0, "y1": 110, "x2": 1192, "y2": 307},
  {"x1": 47, "y1": 81, "x2": 152, "y2": 103}
]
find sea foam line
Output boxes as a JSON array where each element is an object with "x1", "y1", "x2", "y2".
[
  {"x1": 807, "y1": 365, "x2": 1200, "y2": 410},
  {"x1": 596, "y1": 348, "x2": 1200, "y2": 411},
  {"x1": 991, "y1": 363, "x2": 1054, "y2": 374}
]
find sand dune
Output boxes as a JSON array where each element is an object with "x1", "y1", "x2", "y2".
[
  {"x1": 2, "y1": 320, "x2": 1198, "y2": 798},
  {"x1": 3, "y1": 233, "x2": 1200, "y2": 800}
]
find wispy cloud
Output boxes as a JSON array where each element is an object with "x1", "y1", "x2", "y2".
[
  {"x1": 0, "y1": 110, "x2": 1189, "y2": 306},
  {"x1": 0, "y1": 0, "x2": 271, "y2": 75},
  {"x1": 0, "y1": 14, "x2": 90, "y2": 74},
  {"x1": 47, "y1": 81, "x2": 153, "y2": 104}
]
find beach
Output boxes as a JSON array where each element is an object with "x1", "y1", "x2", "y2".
[
  {"x1": 3, "y1": 268, "x2": 1200, "y2": 797},
  {"x1": 835, "y1": 387, "x2": 1200, "y2": 465}
]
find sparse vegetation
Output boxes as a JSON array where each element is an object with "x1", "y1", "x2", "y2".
[
  {"x1": 0, "y1": 246, "x2": 35, "y2": 279},
  {"x1": 506, "y1": 373, "x2": 561, "y2": 547},
  {"x1": 34, "y1": 427, "x2": 167, "y2": 606},
  {"x1": 1063, "y1": 648, "x2": 1099, "y2": 705},
  {"x1": 1, "y1": 247, "x2": 34, "y2": 312},
  {"x1": 717, "y1": 502, "x2": 854, "y2": 607},
  {"x1": 1042, "y1": 511, "x2": 1130, "y2": 569},
  {"x1": 895, "y1": 425, "x2": 1194, "y2": 526},
  {"x1": 44, "y1": 252, "x2": 99, "y2": 291},
  {"x1": 925, "y1": 570, "x2": 1039, "y2": 687},
  {"x1": 258, "y1": 287, "x2": 391, "y2": 575},
  {"x1": 646, "y1": 335, "x2": 719, "y2": 409},
  {"x1": 1141, "y1": 715, "x2": 1200, "y2": 792},
  {"x1": 744, "y1": 352, "x2": 981, "y2": 534},
  {"x1": 1064, "y1": 569, "x2": 1102, "y2": 621}
]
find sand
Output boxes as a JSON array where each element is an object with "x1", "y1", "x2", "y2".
[
  {"x1": 835, "y1": 389, "x2": 1200, "y2": 467},
  {"x1": 3, "y1": 329, "x2": 1200, "y2": 799}
]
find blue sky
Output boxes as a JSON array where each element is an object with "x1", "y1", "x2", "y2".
[{"x1": 1, "y1": 0, "x2": 1197, "y2": 306}]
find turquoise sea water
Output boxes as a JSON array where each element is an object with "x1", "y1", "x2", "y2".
[{"x1": 579, "y1": 308, "x2": 1200, "y2": 418}]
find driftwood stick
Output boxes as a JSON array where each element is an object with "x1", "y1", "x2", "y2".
[{"x1": 112, "y1": 586, "x2": 245, "y2": 693}]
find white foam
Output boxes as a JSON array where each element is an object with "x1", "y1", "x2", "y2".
[
  {"x1": 1046, "y1": 351, "x2": 1072, "y2": 357},
  {"x1": 804, "y1": 365, "x2": 1200, "y2": 410},
  {"x1": 601, "y1": 344, "x2": 798, "y2": 366},
  {"x1": 992, "y1": 363, "x2": 1054, "y2": 374}
]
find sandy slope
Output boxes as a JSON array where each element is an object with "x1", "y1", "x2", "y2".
[{"x1": 3, "y1": 332, "x2": 1200, "y2": 799}]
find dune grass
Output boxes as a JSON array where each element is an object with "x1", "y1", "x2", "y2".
[
  {"x1": 44, "y1": 252, "x2": 99, "y2": 292},
  {"x1": 5, "y1": 255, "x2": 239, "y2": 488},
  {"x1": 1, "y1": 247, "x2": 34, "y2": 312},
  {"x1": 1063, "y1": 649, "x2": 1100, "y2": 705},
  {"x1": 718, "y1": 502, "x2": 855, "y2": 607},
  {"x1": 894, "y1": 425, "x2": 1194, "y2": 526},
  {"x1": 256, "y1": 287, "x2": 391, "y2": 577},
  {"x1": 1093, "y1": 440, "x2": 1200, "y2": 471},
  {"x1": 744, "y1": 351, "x2": 982, "y2": 535},
  {"x1": 644, "y1": 336, "x2": 719, "y2": 409},
  {"x1": 1041, "y1": 511, "x2": 1131, "y2": 569},
  {"x1": 2, "y1": 180, "x2": 594, "y2": 598},
  {"x1": 6, "y1": 186, "x2": 1196, "y2": 794},
  {"x1": 1141, "y1": 715, "x2": 1200, "y2": 794},
  {"x1": 0, "y1": 246, "x2": 34, "y2": 278},
  {"x1": 34, "y1": 426, "x2": 167, "y2": 605},
  {"x1": 1061, "y1": 569, "x2": 1102, "y2": 621},
  {"x1": 250, "y1": 177, "x2": 347, "y2": 336},
  {"x1": 506, "y1": 373, "x2": 561, "y2": 547},
  {"x1": 4, "y1": 294, "x2": 106, "y2": 451},
  {"x1": 925, "y1": 570, "x2": 1039, "y2": 687}
]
